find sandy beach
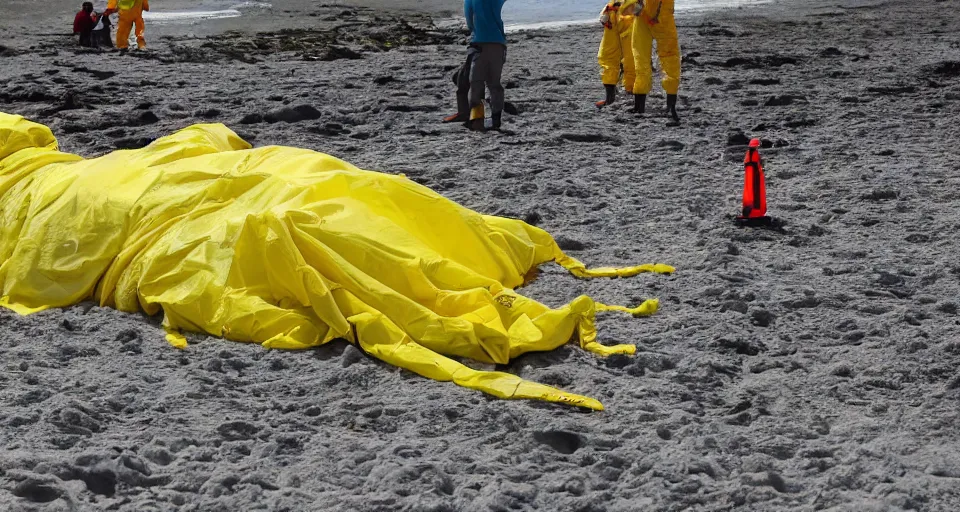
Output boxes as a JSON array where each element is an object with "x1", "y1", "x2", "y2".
[{"x1": 2, "y1": 0, "x2": 960, "y2": 510}]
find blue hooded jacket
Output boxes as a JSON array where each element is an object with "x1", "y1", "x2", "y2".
[{"x1": 465, "y1": 0, "x2": 507, "y2": 45}]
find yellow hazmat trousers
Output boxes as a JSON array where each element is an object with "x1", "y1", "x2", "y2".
[
  {"x1": 0, "y1": 113, "x2": 675, "y2": 411},
  {"x1": 597, "y1": 1, "x2": 636, "y2": 92},
  {"x1": 628, "y1": 0, "x2": 681, "y2": 95},
  {"x1": 108, "y1": 0, "x2": 149, "y2": 50}
]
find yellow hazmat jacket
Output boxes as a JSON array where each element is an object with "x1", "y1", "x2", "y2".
[
  {"x1": 626, "y1": 0, "x2": 681, "y2": 95},
  {"x1": 107, "y1": 0, "x2": 149, "y2": 49},
  {"x1": 0, "y1": 113, "x2": 674, "y2": 410},
  {"x1": 107, "y1": 0, "x2": 149, "y2": 13},
  {"x1": 597, "y1": 1, "x2": 637, "y2": 89}
]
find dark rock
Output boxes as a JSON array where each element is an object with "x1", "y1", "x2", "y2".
[
  {"x1": 12, "y1": 479, "x2": 62, "y2": 503},
  {"x1": 937, "y1": 302, "x2": 958, "y2": 315},
  {"x1": 844, "y1": 331, "x2": 866, "y2": 343},
  {"x1": 714, "y1": 55, "x2": 798, "y2": 69},
  {"x1": 134, "y1": 111, "x2": 159, "y2": 125},
  {"x1": 384, "y1": 104, "x2": 439, "y2": 113},
  {"x1": 264, "y1": 105, "x2": 322, "y2": 123},
  {"x1": 782, "y1": 297, "x2": 820, "y2": 309},
  {"x1": 656, "y1": 426, "x2": 672, "y2": 440},
  {"x1": 559, "y1": 133, "x2": 621, "y2": 145},
  {"x1": 217, "y1": 421, "x2": 261, "y2": 441},
  {"x1": 522, "y1": 211, "x2": 542, "y2": 225},
  {"x1": 926, "y1": 61, "x2": 960, "y2": 78},
  {"x1": 716, "y1": 337, "x2": 767, "y2": 356},
  {"x1": 317, "y1": 45, "x2": 363, "y2": 61},
  {"x1": 555, "y1": 236, "x2": 586, "y2": 251},
  {"x1": 114, "y1": 137, "x2": 155, "y2": 150},
  {"x1": 721, "y1": 301, "x2": 749, "y2": 314},
  {"x1": 764, "y1": 95, "x2": 805, "y2": 107},
  {"x1": 867, "y1": 85, "x2": 917, "y2": 95},
  {"x1": 862, "y1": 189, "x2": 898, "y2": 201},
  {"x1": 604, "y1": 354, "x2": 632, "y2": 369},
  {"x1": 533, "y1": 430, "x2": 582, "y2": 454},
  {"x1": 342, "y1": 344, "x2": 364, "y2": 368},
  {"x1": 727, "y1": 130, "x2": 750, "y2": 146},
  {"x1": 876, "y1": 271, "x2": 904, "y2": 287},
  {"x1": 80, "y1": 468, "x2": 117, "y2": 496},
  {"x1": 751, "y1": 309, "x2": 775, "y2": 327},
  {"x1": 240, "y1": 113, "x2": 263, "y2": 124},
  {"x1": 195, "y1": 108, "x2": 222, "y2": 119},
  {"x1": 699, "y1": 27, "x2": 737, "y2": 37}
]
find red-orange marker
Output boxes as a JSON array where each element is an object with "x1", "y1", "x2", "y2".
[{"x1": 737, "y1": 138, "x2": 770, "y2": 225}]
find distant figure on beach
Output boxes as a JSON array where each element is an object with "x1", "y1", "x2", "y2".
[
  {"x1": 463, "y1": 0, "x2": 508, "y2": 131},
  {"x1": 103, "y1": 0, "x2": 149, "y2": 51},
  {"x1": 596, "y1": 1, "x2": 636, "y2": 107},
  {"x1": 93, "y1": 8, "x2": 114, "y2": 48},
  {"x1": 73, "y1": 2, "x2": 96, "y2": 47},
  {"x1": 629, "y1": 0, "x2": 680, "y2": 121}
]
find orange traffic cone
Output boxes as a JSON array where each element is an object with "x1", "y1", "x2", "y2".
[{"x1": 736, "y1": 138, "x2": 773, "y2": 227}]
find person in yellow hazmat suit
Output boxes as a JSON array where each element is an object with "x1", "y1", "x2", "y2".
[
  {"x1": 103, "y1": 0, "x2": 150, "y2": 51},
  {"x1": 595, "y1": 1, "x2": 636, "y2": 108},
  {"x1": 628, "y1": 0, "x2": 680, "y2": 121}
]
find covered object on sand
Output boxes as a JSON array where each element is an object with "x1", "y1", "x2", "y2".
[{"x1": 0, "y1": 112, "x2": 673, "y2": 410}]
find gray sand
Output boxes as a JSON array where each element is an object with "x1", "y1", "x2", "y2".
[{"x1": 2, "y1": 0, "x2": 960, "y2": 510}]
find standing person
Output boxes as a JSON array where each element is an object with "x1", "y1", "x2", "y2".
[
  {"x1": 441, "y1": 46, "x2": 480, "y2": 125},
  {"x1": 73, "y1": 2, "x2": 96, "y2": 48},
  {"x1": 630, "y1": 0, "x2": 680, "y2": 121},
  {"x1": 103, "y1": 0, "x2": 149, "y2": 52},
  {"x1": 92, "y1": 8, "x2": 114, "y2": 48},
  {"x1": 464, "y1": 0, "x2": 507, "y2": 131},
  {"x1": 596, "y1": 1, "x2": 636, "y2": 107}
]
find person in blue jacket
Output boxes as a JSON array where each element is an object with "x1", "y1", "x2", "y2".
[{"x1": 463, "y1": 0, "x2": 508, "y2": 131}]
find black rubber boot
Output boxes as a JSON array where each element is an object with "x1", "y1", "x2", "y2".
[
  {"x1": 595, "y1": 84, "x2": 617, "y2": 108},
  {"x1": 491, "y1": 112, "x2": 502, "y2": 131},
  {"x1": 633, "y1": 94, "x2": 646, "y2": 114},
  {"x1": 667, "y1": 94, "x2": 680, "y2": 122}
]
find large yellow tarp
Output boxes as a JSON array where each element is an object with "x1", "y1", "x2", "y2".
[{"x1": 0, "y1": 112, "x2": 673, "y2": 410}]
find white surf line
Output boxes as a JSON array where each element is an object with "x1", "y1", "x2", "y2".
[
  {"x1": 437, "y1": 0, "x2": 776, "y2": 34},
  {"x1": 141, "y1": 2, "x2": 271, "y2": 23},
  {"x1": 142, "y1": 10, "x2": 242, "y2": 22}
]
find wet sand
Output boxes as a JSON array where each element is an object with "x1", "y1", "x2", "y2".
[{"x1": 2, "y1": 0, "x2": 960, "y2": 510}]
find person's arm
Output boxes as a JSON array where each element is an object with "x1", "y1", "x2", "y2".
[
  {"x1": 464, "y1": 0, "x2": 474, "y2": 32},
  {"x1": 103, "y1": 0, "x2": 118, "y2": 17}
]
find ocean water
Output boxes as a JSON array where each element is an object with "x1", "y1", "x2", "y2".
[
  {"x1": 136, "y1": 0, "x2": 770, "y2": 25},
  {"x1": 502, "y1": 0, "x2": 772, "y2": 30}
]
